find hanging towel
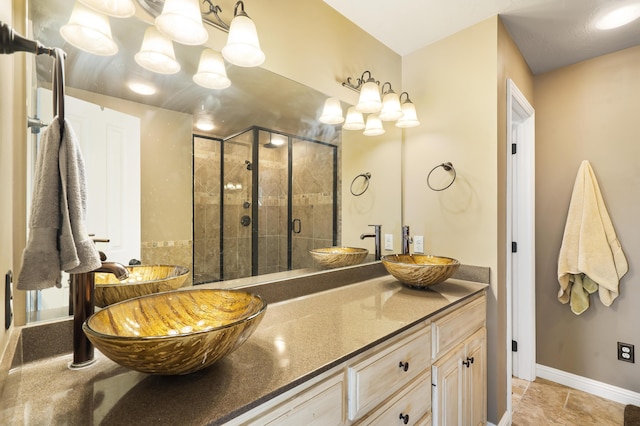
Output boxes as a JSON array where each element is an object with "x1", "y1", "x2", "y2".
[
  {"x1": 557, "y1": 160, "x2": 628, "y2": 314},
  {"x1": 18, "y1": 118, "x2": 101, "y2": 290}
]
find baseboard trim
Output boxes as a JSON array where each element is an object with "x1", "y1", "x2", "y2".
[{"x1": 537, "y1": 364, "x2": 640, "y2": 406}]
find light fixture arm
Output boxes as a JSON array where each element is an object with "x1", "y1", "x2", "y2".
[
  {"x1": 342, "y1": 70, "x2": 379, "y2": 93},
  {"x1": 202, "y1": 0, "x2": 230, "y2": 32},
  {"x1": 399, "y1": 91, "x2": 412, "y2": 103},
  {"x1": 381, "y1": 81, "x2": 395, "y2": 95}
]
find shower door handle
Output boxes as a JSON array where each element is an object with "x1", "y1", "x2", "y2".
[{"x1": 292, "y1": 218, "x2": 302, "y2": 234}]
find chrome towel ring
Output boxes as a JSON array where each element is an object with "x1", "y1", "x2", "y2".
[
  {"x1": 427, "y1": 162, "x2": 456, "y2": 191},
  {"x1": 350, "y1": 172, "x2": 371, "y2": 196}
]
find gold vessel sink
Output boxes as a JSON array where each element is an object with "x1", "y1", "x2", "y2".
[
  {"x1": 381, "y1": 254, "x2": 460, "y2": 288},
  {"x1": 309, "y1": 247, "x2": 369, "y2": 268},
  {"x1": 94, "y1": 265, "x2": 189, "y2": 307},
  {"x1": 83, "y1": 289, "x2": 267, "y2": 375}
]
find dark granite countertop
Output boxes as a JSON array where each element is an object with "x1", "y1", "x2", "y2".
[{"x1": 0, "y1": 275, "x2": 486, "y2": 425}]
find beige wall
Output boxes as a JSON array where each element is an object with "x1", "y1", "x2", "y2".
[
  {"x1": 534, "y1": 45, "x2": 640, "y2": 392},
  {"x1": 497, "y1": 18, "x2": 534, "y2": 420},
  {"x1": 403, "y1": 16, "x2": 501, "y2": 421}
]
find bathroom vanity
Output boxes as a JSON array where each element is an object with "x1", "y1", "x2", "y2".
[{"x1": 0, "y1": 265, "x2": 487, "y2": 425}]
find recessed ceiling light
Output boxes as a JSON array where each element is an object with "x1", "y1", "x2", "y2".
[
  {"x1": 128, "y1": 81, "x2": 156, "y2": 95},
  {"x1": 195, "y1": 119, "x2": 215, "y2": 131},
  {"x1": 594, "y1": 3, "x2": 640, "y2": 30}
]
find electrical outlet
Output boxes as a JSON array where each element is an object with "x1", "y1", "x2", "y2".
[
  {"x1": 384, "y1": 234, "x2": 393, "y2": 251},
  {"x1": 618, "y1": 342, "x2": 635, "y2": 363},
  {"x1": 414, "y1": 236, "x2": 424, "y2": 253}
]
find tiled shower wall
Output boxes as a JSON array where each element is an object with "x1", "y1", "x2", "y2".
[{"x1": 193, "y1": 131, "x2": 338, "y2": 283}]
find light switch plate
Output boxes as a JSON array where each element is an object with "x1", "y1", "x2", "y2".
[
  {"x1": 414, "y1": 236, "x2": 424, "y2": 253},
  {"x1": 384, "y1": 234, "x2": 393, "y2": 250}
]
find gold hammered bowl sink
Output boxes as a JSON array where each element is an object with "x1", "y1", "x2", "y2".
[
  {"x1": 381, "y1": 254, "x2": 460, "y2": 288},
  {"x1": 94, "y1": 265, "x2": 189, "y2": 307},
  {"x1": 309, "y1": 247, "x2": 369, "y2": 268},
  {"x1": 83, "y1": 289, "x2": 267, "y2": 375}
]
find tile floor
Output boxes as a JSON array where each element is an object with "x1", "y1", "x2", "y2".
[{"x1": 511, "y1": 377, "x2": 626, "y2": 425}]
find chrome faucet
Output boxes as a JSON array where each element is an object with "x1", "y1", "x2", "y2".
[
  {"x1": 360, "y1": 224, "x2": 382, "y2": 261},
  {"x1": 70, "y1": 251, "x2": 129, "y2": 369},
  {"x1": 402, "y1": 225, "x2": 413, "y2": 255}
]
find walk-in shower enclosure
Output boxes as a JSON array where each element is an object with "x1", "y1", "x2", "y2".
[{"x1": 193, "y1": 127, "x2": 339, "y2": 284}]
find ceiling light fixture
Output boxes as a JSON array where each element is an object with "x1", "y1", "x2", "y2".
[
  {"x1": 319, "y1": 70, "x2": 420, "y2": 135},
  {"x1": 128, "y1": 81, "x2": 157, "y2": 95},
  {"x1": 60, "y1": 1, "x2": 119, "y2": 56},
  {"x1": 594, "y1": 3, "x2": 640, "y2": 29}
]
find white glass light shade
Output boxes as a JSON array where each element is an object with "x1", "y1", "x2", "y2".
[
  {"x1": 363, "y1": 114, "x2": 385, "y2": 136},
  {"x1": 395, "y1": 101, "x2": 420, "y2": 128},
  {"x1": 356, "y1": 79, "x2": 382, "y2": 113},
  {"x1": 319, "y1": 98, "x2": 344, "y2": 125},
  {"x1": 135, "y1": 26, "x2": 180, "y2": 74},
  {"x1": 342, "y1": 107, "x2": 365, "y2": 130},
  {"x1": 193, "y1": 49, "x2": 231, "y2": 89},
  {"x1": 60, "y1": 2, "x2": 118, "y2": 56},
  {"x1": 222, "y1": 15, "x2": 265, "y2": 67},
  {"x1": 379, "y1": 91, "x2": 403, "y2": 121},
  {"x1": 79, "y1": 0, "x2": 135, "y2": 17},
  {"x1": 155, "y1": 0, "x2": 208, "y2": 46}
]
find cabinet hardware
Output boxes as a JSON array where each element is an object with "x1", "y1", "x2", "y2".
[
  {"x1": 462, "y1": 356, "x2": 475, "y2": 367},
  {"x1": 399, "y1": 413, "x2": 410, "y2": 424},
  {"x1": 398, "y1": 361, "x2": 409, "y2": 372}
]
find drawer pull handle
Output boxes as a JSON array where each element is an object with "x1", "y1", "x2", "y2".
[
  {"x1": 398, "y1": 361, "x2": 409, "y2": 372},
  {"x1": 468, "y1": 356, "x2": 475, "y2": 364},
  {"x1": 462, "y1": 357, "x2": 474, "y2": 368},
  {"x1": 399, "y1": 413, "x2": 410, "y2": 424}
]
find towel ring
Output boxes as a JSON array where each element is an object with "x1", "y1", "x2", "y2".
[
  {"x1": 350, "y1": 172, "x2": 371, "y2": 196},
  {"x1": 427, "y1": 162, "x2": 456, "y2": 191}
]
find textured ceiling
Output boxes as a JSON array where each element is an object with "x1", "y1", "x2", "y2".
[{"x1": 323, "y1": 0, "x2": 640, "y2": 74}]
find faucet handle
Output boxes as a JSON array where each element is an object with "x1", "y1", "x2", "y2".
[{"x1": 98, "y1": 251, "x2": 107, "y2": 262}]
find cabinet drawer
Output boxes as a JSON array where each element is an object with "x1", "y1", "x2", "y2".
[
  {"x1": 432, "y1": 296, "x2": 485, "y2": 360},
  {"x1": 358, "y1": 371, "x2": 431, "y2": 426},
  {"x1": 348, "y1": 325, "x2": 431, "y2": 421},
  {"x1": 251, "y1": 374, "x2": 344, "y2": 426}
]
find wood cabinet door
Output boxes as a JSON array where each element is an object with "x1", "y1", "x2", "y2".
[
  {"x1": 463, "y1": 328, "x2": 487, "y2": 426},
  {"x1": 431, "y1": 344, "x2": 463, "y2": 426}
]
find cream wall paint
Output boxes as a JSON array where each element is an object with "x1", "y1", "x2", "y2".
[
  {"x1": 341, "y1": 127, "x2": 403, "y2": 254},
  {"x1": 534, "y1": 45, "x2": 640, "y2": 393},
  {"x1": 403, "y1": 17, "x2": 500, "y2": 421}
]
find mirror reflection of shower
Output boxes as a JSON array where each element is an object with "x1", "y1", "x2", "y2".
[{"x1": 193, "y1": 127, "x2": 339, "y2": 284}]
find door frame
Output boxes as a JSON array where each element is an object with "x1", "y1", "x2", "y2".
[{"x1": 505, "y1": 79, "x2": 536, "y2": 416}]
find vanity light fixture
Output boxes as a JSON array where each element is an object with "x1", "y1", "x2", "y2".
[
  {"x1": 155, "y1": 0, "x2": 209, "y2": 46},
  {"x1": 135, "y1": 26, "x2": 181, "y2": 74},
  {"x1": 318, "y1": 98, "x2": 345, "y2": 125},
  {"x1": 60, "y1": 1, "x2": 118, "y2": 56},
  {"x1": 219, "y1": 1, "x2": 265, "y2": 67},
  {"x1": 320, "y1": 70, "x2": 420, "y2": 135},
  {"x1": 363, "y1": 113, "x2": 385, "y2": 136},
  {"x1": 342, "y1": 106, "x2": 365, "y2": 130},
  {"x1": 193, "y1": 49, "x2": 231, "y2": 89},
  {"x1": 395, "y1": 92, "x2": 420, "y2": 128},
  {"x1": 379, "y1": 83, "x2": 403, "y2": 122},
  {"x1": 79, "y1": 0, "x2": 135, "y2": 18}
]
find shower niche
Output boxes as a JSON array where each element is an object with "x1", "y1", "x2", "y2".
[{"x1": 193, "y1": 127, "x2": 339, "y2": 284}]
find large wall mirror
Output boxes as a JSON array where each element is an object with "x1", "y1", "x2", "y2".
[{"x1": 25, "y1": 0, "x2": 401, "y2": 323}]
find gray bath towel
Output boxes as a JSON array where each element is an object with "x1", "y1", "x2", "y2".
[{"x1": 18, "y1": 117, "x2": 101, "y2": 290}]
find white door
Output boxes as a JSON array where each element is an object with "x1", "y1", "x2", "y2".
[
  {"x1": 29, "y1": 89, "x2": 141, "y2": 316},
  {"x1": 506, "y1": 79, "x2": 536, "y2": 414}
]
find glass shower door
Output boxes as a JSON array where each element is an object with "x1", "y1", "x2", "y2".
[{"x1": 290, "y1": 137, "x2": 338, "y2": 270}]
